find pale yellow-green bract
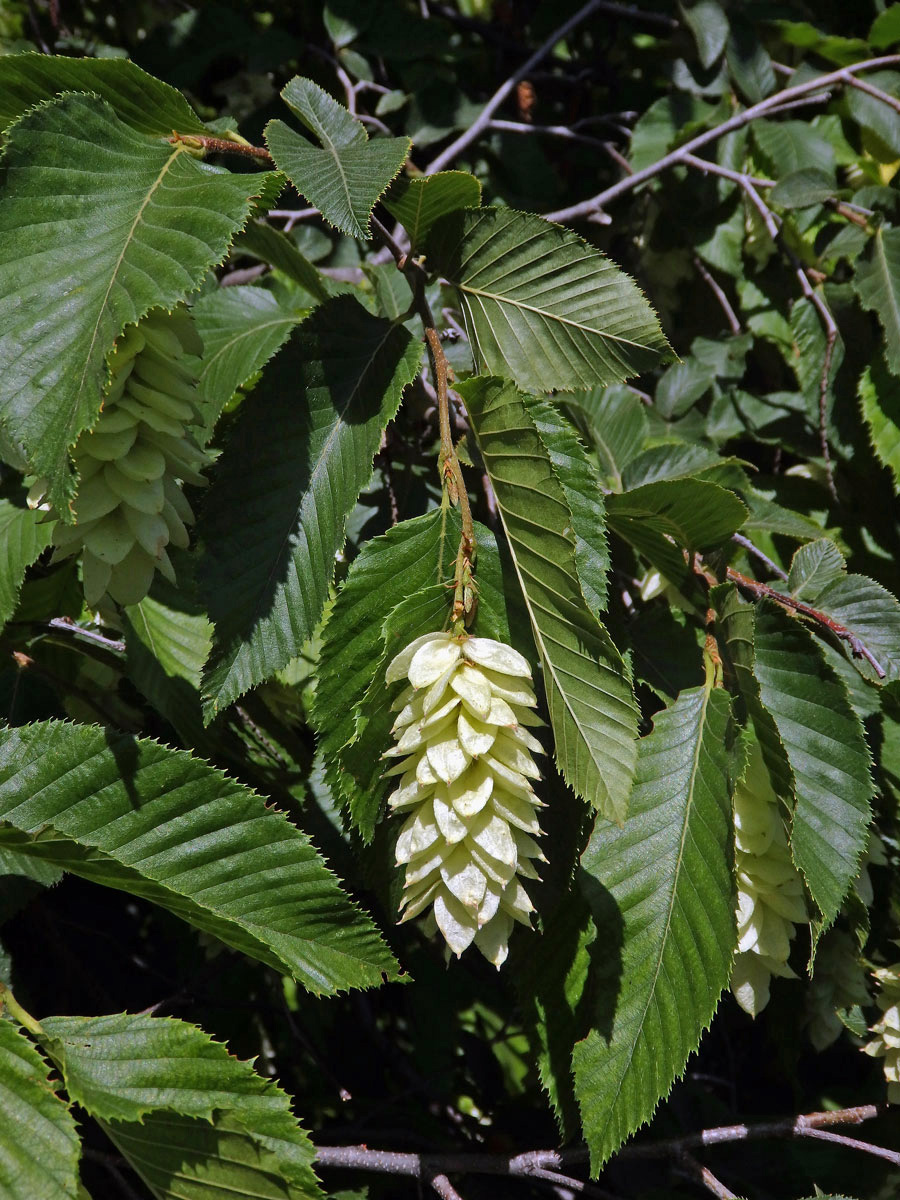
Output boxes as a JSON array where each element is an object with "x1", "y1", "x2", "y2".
[{"x1": 383, "y1": 631, "x2": 546, "y2": 967}]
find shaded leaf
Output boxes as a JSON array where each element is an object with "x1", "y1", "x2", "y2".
[
  {"x1": 460, "y1": 376, "x2": 638, "y2": 823},
  {"x1": 193, "y1": 286, "x2": 303, "y2": 437},
  {"x1": 124, "y1": 578, "x2": 212, "y2": 745},
  {"x1": 853, "y1": 225, "x2": 900, "y2": 376},
  {"x1": 528, "y1": 397, "x2": 610, "y2": 615},
  {"x1": 313, "y1": 508, "x2": 457, "y2": 835},
  {"x1": 427, "y1": 208, "x2": 670, "y2": 393},
  {"x1": 0, "y1": 721, "x2": 399, "y2": 994},
  {"x1": 265, "y1": 77, "x2": 410, "y2": 239},
  {"x1": 234, "y1": 220, "x2": 337, "y2": 304},
  {"x1": 0, "y1": 94, "x2": 268, "y2": 509},
  {"x1": 573, "y1": 684, "x2": 734, "y2": 1171},
  {"x1": 754, "y1": 602, "x2": 873, "y2": 925},
  {"x1": 40, "y1": 1012, "x2": 321, "y2": 1200},
  {"x1": 859, "y1": 355, "x2": 900, "y2": 491},
  {"x1": 679, "y1": 0, "x2": 729, "y2": 69},
  {"x1": 383, "y1": 171, "x2": 481, "y2": 249},
  {"x1": 0, "y1": 494, "x2": 53, "y2": 633},
  {"x1": 0, "y1": 1018, "x2": 79, "y2": 1200},
  {"x1": 770, "y1": 167, "x2": 836, "y2": 209},
  {"x1": 0, "y1": 52, "x2": 208, "y2": 136},
  {"x1": 566, "y1": 386, "x2": 648, "y2": 491},
  {"x1": 200, "y1": 296, "x2": 422, "y2": 719}
]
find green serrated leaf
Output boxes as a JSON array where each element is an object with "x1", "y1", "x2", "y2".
[
  {"x1": 124, "y1": 577, "x2": 212, "y2": 745},
  {"x1": 567, "y1": 386, "x2": 648, "y2": 491},
  {"x1": 193, "y1": 286, "x2": 303, "y2": 438},
  {"x1": 0, "y1": 93, "x2": 270, "y2": 510},
  {"x1": 786, "y1": 538, "x2": 900, "y2": 683},
  {"x1": 0, "y1": 1018, "x2": 80, "y2": 1200},
  {"x1": 383, "y1": 171, "x2": 481, "y2": 249},
  {"x1": 461, "y1": 376, "x2": 638, "y2": 823},
  {"x1": 788, "y1": 538, "x2": 847, "y2": 598},
  {"x1": 754, "y1": 602, "x2": 873, "y2": 925},
  {"x1": 859, "y1": 355, "x2": 900, "y2": 491},
  {"x1": 528, "y1": 397, "x2": 610, "y2": 616},
  {"x1": 39, "y1": 1011, "x2": 321, "y2": 1199},
  {"x1": 607, "y1": 478, "x2": 747, "y2": 582},
  {"x1": 0, "y1": 52, "x2": 209, "y2": 136},
  {"x1": 265, "y1": 77, "x2": 410, "y2": 239},
  {"x1": 853, "y1": 225, "x2": 900, "y2": 376},
  {"x1": 573, "y1": 684, "x2": 734, "y2": 1172},
  {"x1": 679, "y1": 1, "x2": 729, "y2": 69},
  {"x1": 200, "y1": 296, "x2": 423, "y2": 720},
  {"x1": 104, "y1": 1110, "x2": 317, "y2": 1200},
  {"x1": 769, "y1": 167, "x2": 836, "y2": 209},
  {"x1": 0, "y1": 494, "x2": 53, "y2": 633},
  {"x1": 0, "y1": 721, "x2": 399, "y2": 994},
  {"x1": 234, "y1": 220, "x2": 338, "y2": 304},
  {"x1": 427, "y1": 208, "x2": 671, "y2": 393}
]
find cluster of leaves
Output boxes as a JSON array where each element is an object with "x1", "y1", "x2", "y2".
[{"x1": 1, "y1": 2, "x2": 900, "y2": 1199}]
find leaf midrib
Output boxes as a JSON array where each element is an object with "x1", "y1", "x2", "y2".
[
  {"x1": 73, "y1": 142, "x2": 187, "y2": 449},
  {"x1": 594, "y1": 686, "x2": 713, "y2": 1145}
]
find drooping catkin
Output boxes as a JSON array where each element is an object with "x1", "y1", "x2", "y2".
[
  {"x1": 730, "y1": 739, "x2": 807, "y2": 1016},
  {"x1": 383, "y1": 631, "x2": 546, "y2": 967},
  {"x1": 29, "y1": 309, "x2": 210, "y2": 608}
]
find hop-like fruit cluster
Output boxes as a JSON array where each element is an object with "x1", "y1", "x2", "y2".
[
  {"x1": 806, "y1": 930, "x2": 870, "y2": 1050},
  {"x1": 383, "y1": 631, "x2": 546, "y2": 967},
  {"x1": 30, "y1": 310, "x2": 209, "y2": 608},
  {"x1": 730, "y1": 740, "x2": 807, "y2": 1017},
  {"x1": 864, "y1": 964, "x2": 900, "y2": 1102}
]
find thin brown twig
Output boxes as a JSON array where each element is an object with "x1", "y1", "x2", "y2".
[
  {"x1": 169, "y1": 131, "x2": 273, "y2": 163},
  {"x1": 543, "y1": 55, "x2": 900, "y2": 223},
  {"x1": 677, "y1": 1151, "x2": 739, "y2": 1200},
  {"x1": 731, "y1": 533, "x2": 788, "y2": 581},
  {"x1": 46, "y1": 616, "x2": 126, "y2": 653},
  {"x1": 683, "y1": 153, "x2": 839, "y2": 497},
  {"x1": 693, "y1": 256, "x2": 741, "y2": 334},
  {"x1": 369, "y1": 215, "x2": 476, "y2": 623},
  {"x1": 726, "y1": 567, "x2": 887, "y2": 677},
  {"x1": 425, "y1": 0, "x2": 610, "y2": 174}
]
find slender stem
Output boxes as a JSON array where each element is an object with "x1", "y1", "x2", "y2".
[
  {"x1": 731, "y1": 533, "x2": 788, "y2": 581},
  {"x1": 677, "y1": 1151, "x2": 739, "y2": 1200},
  {"x1": 693, "y1": 256, "x2": 741, "y2": 334},
  {"x1": 47, "y1": 616, "x2": 125, "y2": 654},
  {"x1": 726, "y1": 566, "x2": 886, "y2": 677},
  {"x1": 425, "y1": 0, "x2": 610, "y2": 174},
  {"x1": 0, "y1": 983, "x2": 46, "y2": 1040},
  {"x1": 543, "y1": 55, "x2": 900, "y2": 223},
  {"x1": 369, "y1": 216, "x2": 476, "y2": 624},
  {"x1": 684, "y1": 153, "x2": 839, "y2": 497}
]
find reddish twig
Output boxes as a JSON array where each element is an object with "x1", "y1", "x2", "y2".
[
  {"x1": 169, "y1": 131, "x2": 273, "y2": 163},
  {"x1": 677, "y1": 1151, "x2": 740, "y2": 1200},
  {"x1": 726, "y1": 567, "x2": 887, "y2": 677}
]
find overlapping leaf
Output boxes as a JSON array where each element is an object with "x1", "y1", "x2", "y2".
[
  {"x1": 193, "y1": 285, "x2": 303, "y2": 437},
  {"x1": 460, "y1": 376, "x2": 638, "y2": 823},
  {"x1": 528, "y1": 397, "x2": 610, "y2": 615},
  {"x1": 200, "y1": 295, "x2": 422, "y2": 720},
  {"x1": 426, "y1": 208, "x2": 671, "y2": 393},
  {"x1": 124, "y1": 579, "x2": 213, "y2": 745},
  {"x1": 0, "y1": 494, "x2": 53, "y2": 632},
  {"x1": 0, "y1": 52, "x2": 209, "y2": 136},
  {"x1": 383, "y1": 171, "x2": 481, "y2": 248},
  {"x1": 859, "y1": 356, "x2": 900, "y2": 493},
  {"x1": 786, "y1": 538, "x2": 900, "y2": 684},
  {"x1": 235, "y1": 220, "x2": 337, "y2": 303},
  {"x1": 40, "y1": 1011, "x2": 321, "y2": 1200},
  {"x1": 0, "y1": 721, "x2": 399, "y2": 994},
  {"x1": 573, "y1": 684, "x2": 734, "y2": 1171},
  {"x1": 265, "y1": 77, "x2": 410, "y2": 239},
  {"x1": 314, "y1": 509, "x2": 456, "y2": 833},
  {"x1": 0, "y1": 93, "x2": 269, "y2": 508},
  {"x1": 853, "y1": 225, "x2": 900, "y2": 376},
  {"x1": 753, "y1": 602, "x2": 873, "y2": 924},
  {"x1": 0, "y1": 1018, "x2": 80, "y2": 1200}
]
